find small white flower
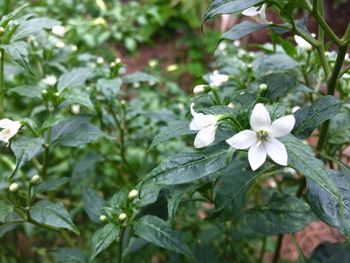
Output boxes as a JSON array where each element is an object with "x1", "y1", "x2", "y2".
[
  {"x1": 193, "y1": 84, "x2": 207, "y2": 94},
  {"x1": 218, "y1": 42, "x2": 227, "y2": 51},
  {"x1": 294, "y1": 35, "x2": 312, "y2": 50},
  {"x1": 55, "y1": 41, "x2": 65, "y2": 49},
  {"x1": 42, "y1": 75, "x2": 57, "y2": 86},
  {"x1": 128, "y1": 189, "x2": 139, "y2": 200},
  {"x1": 242, "y1": 4, "x2": 268, "y2": 23},
  {"x1": 234, "y1": 40, "x2": 241, "y2": 47},
  {"x1": 51, "y1": 25, "x2": 66, "y2": 37},
  {"x1": 226, "y1": 103, "x2": 295, "y2": 171},
  {"x1": 118, "y1": 213, "x2": 127, "y2": 222},
  {"x1": 9, "y1": 183, "x2": 19, "y2": 192},
  {"x1": 208, "y1": 70, "x2": 229, "y2": 88},
  {"x1": 0, "y1": 119, "x2": 21, "y2": 144},
  {"x1": 190, "y1": 103, "x2": 219, "y2": 148},
  {"x1": 71, "y1": 104, "x2": 81, "y2": 115},
  {"x1": 292, "y1": 106, "x2": 301, "y2": 113},
  {"x1": 71, "y1": 45, "x2": 78, "y2": 52},
  {"x1": 97, "y1": 57, "x2": 104, "y2": 64}
]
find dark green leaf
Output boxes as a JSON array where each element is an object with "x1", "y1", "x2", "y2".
[
  {"x1": 51, "y1": 248, "x2": 87, "y2": 263},
  {"x1": 150, "y1": 121, "x2": 196, "y2": 148},
  {"x1": 246, "y1": 193, "x2": 313, "y2": 235},
  {"x1": 123, "y1": 71, "x2": 159, "y2": 84},
  {"x1": 71, "y1": 154, "x2": 100, "y2": 187},
  {"x1": 144, "y1": 150, "x2": 228, "y2": 185},
  {"x1": 293, "y1": 96, "x2": 343, "y2": 139},
  {"x1": 29, "y1": 200, "x2": 79, "y2": 234},
  {"x1": 34, "y1": 177, "x2": 70, "y2": 195},
  {"x1": 57, "y1": 68, "x2": 94, "y2": 93},
  {"x1": 0, "y1": 4, "x2": 28, "y2": 26},
  {"x1": 307, "y1": 170, "x2": 350, "y2": 236},
  {"x1": 134, "y1": 215, "x2": 193, "y2": 257},
  {"x1": 262, "y1": 73, "x2": 297, "y2": 100},
  {"x1": 96, "y1": 78, "x2": 122, "y2": 99},
  {"x1": 90, "y1": 223, "x2": 119, "y2": 260},
  {"x1": 12, "y1": 18, "x2": 59, "y2": 41},
  {"x1": 221, "y1": 21, "x2": 269, "y2": 41},
  {"x1": 83, "y1": 189, "x2": 105, "y2": 224},
  {"x1": 202, "y1": 0, "x2": 264, "y2": 24},
  {"x1": 0, "y1": 200, "x2": 13, "y2": 223},
  {"x1": 60, "y1": 88, "x2": 94, "y2": 110},
  {"x1": 11, "y1": 85, "x2": 42, "y2": 99},
  {"x1": 10, "y1": 137, "x2": 44, "y2": 179},
  {"x1": 253, "y1": 54, "x2": 299, "y2": 76},
  {"x1": 310, "y1": 242, "x2": 350, "y2": 263},
  {"x1": 1, "y1": 41, "x2": 31, "y2": 72},
  {"x1": 328, "y1": 111, "x2": 350, "y2": 145}
]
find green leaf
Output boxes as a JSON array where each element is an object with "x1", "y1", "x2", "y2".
[
  {"x1": 262, "y1": 73, "x2": 297, "y2": 100},
  {"x1": 202, "y1": 0, "x2": 264, "y2": 24},
  {"x1": 10, "y1": 137, "x2": 44, "y2": 179},
  {"x1": 214, "y1": 160, "x2": 260, "y2": 219},
  {"x1": 123, "y1": 71, "x2": 159, "y2": 84},
  {"x1": 0, "y1": 4, "x2": 28, "y2": 26},
  {"x1": 133, "y1": 215, "x2": 193, "y2": 257},
  {"x1": 57, "y1": 68, "x2": 94, "y2": 93},
  {"x1": 293, "y1": 96, "x2": 343, "y2": 139},
  {"x1": 90, "y1": 223, "x2": 119, "y2": 260},
  {"x1": 150, "y1": 121, "x2": 196, "y2": 148},
  {"x1": 51, "y1": 248, "x2": 87, "y2": 263},
  {"x1": 71, "y1": 154, "x2": 100, "y2": 187},
  {"x1": 60, "y1": 88, "x2": 94, "y2": 110},
  {"x1": 34, "y1": 177, "x2": 70, "y2": 195},
  {"x1": 12, "y1": 18, "x2": 59, "y2": 41},
  {"x1": 245, "y1": 193, "x2": 313, "y2": 235},
  {"x1": 144, "y1": 150, "x2": 228, "y2": 185},
  {"x1": 221, "y1": 21, "x2": 269, "y2": 41},
  {"x1": 29, "y1": 200, "x2": 79, "y2": 234},
  {"x1": 96, "y1": 78, "x2": 122, "y2": 99},
  {"x1": 0, "y1": 200, "x2": 13, "y2": 223},
  {"x1": 328, "y1": 111, "x2": 350, "y2": 145},
  {"x1": 50, "y1": 117, "x2": 103, "y2": 147},
  {"x1": 11, "y1": 85, "x2": 42, "y2": 99},
  {"x1": 310, "y1": 242, "x2": 350, "y2": 263},
  {"x1": 1, "y1": 41, "x2": 31, "y2": 72},
  {"x1": 253, "y1": 54, "x2": 299, "y2": 76},
  {"x1": 281, "y1": 135, "x2": 339, "y2": 197},
  {"x1": 307, "y1": 170, "x2": 350, "y2": 237},
  {"x1": 83, "y1": 189, "x2": 105, "y2": 224}
]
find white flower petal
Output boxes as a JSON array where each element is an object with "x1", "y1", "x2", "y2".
[
  {"x1": 226, "y1": 130, "x2": 258, "y2": 149},
  {"x1": 268, "y1": 115, "x2": 295, "y2": 138},
  {"x1": 248, "y1": 144, "x2": 267, "y2": 171},
  {"x1": 242, "y1": 6, "x2": 260, "y2": 16},
  {"x1": 294, "y1": 35, "x2": 312, "y2": 50},
  {"x1": 265, "y1": 137, "x2": 288, "y2": 166},
  {"x1": 250, "y1": 103, "x2": 271, "y2": 131},
  {"x1": 0, "y1": 118, "x2": 15, "y2": 128},
  {"x1": 190, "y1": 103, "x2": 217, "y2": 130},
  {"x1": 194, "y1": 125, "x2": 217, "y2": 148},
  {"x1": 259, "y1": 4, "x2": 268, "y2": 23}
]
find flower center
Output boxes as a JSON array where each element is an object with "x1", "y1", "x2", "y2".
[{"x1": 256, "y1": 130, "x2": 268, "y2": 147}]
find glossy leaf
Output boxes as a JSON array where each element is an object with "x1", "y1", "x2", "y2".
[
  {"x1": 29, "y1": 200, "x2": 79, "y2": 234},
  {"x1": 34, "y1": 177, "x2": 70, "y2": 195},
  {"x1": 262, "y1": 73, "x2": 297, "y2": 100},
  {"x1": 90, "y1": 223, "x2": 119, "y2": 260},
  {"x1": 293, "y1": 96, "x2": 343, "y2": 139},
  {"x1": 96, "y1": 78, "x2": 122, "y2": 99},
  {"x1": 1, "y1": 41, "x2": 31, "y2": 72},
  {"x1": 0, "y1": 200, "x2": 13, "y2": 223},
  {"x1": 246, "y1": 193, "x2": 313, "y2": 235},
  {"x1": 57, "y1": 68, "x2": 94, "y2": 93},
  {"x1": 134, "y1": 215, "x2": 193, "y2": 257},
  {"x1": 12, "y1": 18, "x2": 59, "y2": 41},
  {"x1": 83, "y1": 189, "x2": 105, "y2": 224},
  {"x1": 51, "y1": 248, "x2": 87, "y2": 263},
  {"x1": 221, "y1": 21, "x2": 269, "y2": 41},
  {"x1": 307, "y1": 170, "x2": 350, "y2": 236}
]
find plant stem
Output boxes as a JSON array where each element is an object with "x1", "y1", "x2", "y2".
[
  {"x1": 117, "y1": 227, "x2": 125, "y2": 263},
  {"x1": 0, "y1": 48, "x2": 4, "y2": 112},
  {"x1": 272, "y1": 234, "x2": 283, "y2": 263},
  {"x1": 316, "y1": 45, "x2": 348, "y2": 155},
  {"x1": 258, "y1": 237, "x2": 266, "y2": 263}
]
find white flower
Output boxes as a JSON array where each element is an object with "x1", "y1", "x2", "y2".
[
  {"x1": 42, "y1": 75, "x2": 57, "y2": 86},
  {"x1": 55, "y1": 41, "x2": 65, "y2": 49},
  {"x1": 234, "y1": 40, "x2": 240, "y2": 47},
  {"x1": 190, "y1": 103, "x2": 218, "y2": 148},
  {"x1": 71, "y1": 104, "x2": 81, "y2": 115},
  {"x1": 292, "y1": 106, "x2": 301, "y2": 113},
  {"x1": 242, "y1": 4, "x2": 267, "y2": 23},
  {"x1": 0, "y1": 119, "x2": 21, "y2": 144},
  {"x1": 71, "y1": 45, "x2": 78, "y2": 52},
  {"x1": 226, "y1": 103, "x2": 295, "y2": 171},
  {"x1": 51, "y1": 25, "x2": 66, "y2": 37},
  {"x1": 294, "y1": 35, "x2": 312, "y2": 50},
  {"x1": 97, "y1": 57, "x2": 104, "y2": 64},
  {"x1": 208, "y1": 70, "x2": 229, "y2": 88}
]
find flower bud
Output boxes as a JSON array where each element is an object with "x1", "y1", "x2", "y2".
[
  {"x1": 99, "y1": 215, "x2": 107, "y2": 222},
  {"x1": 121, "y1": 100, "x2": 126, "y2": 106},
  {"x1": 227, "y1": 102, "x2": 235, "y2": 109},
  {"x1": 128, "y1": 189, "x2": 139, "y2": 200},
  {"x1": 9, "y1": 183, "x2": 19, "y2": 193},
  {"x1": 292, "y1": 106, "x2": 301, "y2": 113},
  {"x1": 71, "y1": 104, "x2": 80, "y2": 115},
  {"x1": 71, "y1": 45, "x2": 78, "y2": 52},
  {"x1": 0, "y1": 27, "x2": 5, "y2": 36},
  {"x1": 97, "y1": 57, "x2": 104, "y2": 64},
  {"x1": 247, "y1": 64, "x2": 253, "y2": 70},
  {"x1": 115, "y1": 58, "x2": 122, "y2": 64},
  {"x1": 167, "y1": 64, "x2": 178, "y2": 72},
  {"x1": 30, "y1": 175, "x2": 41, "y2": 185},
  {"x1": 259, "y1": 83, "x2": 268, "y2": 92},
  {"x1": 118, "y1": 213, "x2": 127, "y2": 222},
  {"x1": 54, "y1": 92, "x2": 60, "y2": 97},
  {"x1": 110, "y1": 62, "x2": 116, "y2": 68},
  {"x1": 41, "y1": 89, "x2": 48, "y2": 96},
  {"x1": 55, "y1": 41, "x2": 65, "y2": 49},
  {"x1": 193, "y1": 84, "x2": 207, "y2": 95},
  {"x1": 149, "y1": 59, "x2": 158, "y2": 68},
  {"x1": 233, "y1": 40, "x2": 240, "y2": 47}
]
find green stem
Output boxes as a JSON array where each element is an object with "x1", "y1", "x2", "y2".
[
  {"x1": 258, "y1": 238, "x2": 266, "y2": 263},
  {"x1": 0, "y1": 48, "x2": 4, "y2": 112},
  {"x1": 272, "y1": 234, "x2": 284, "y2": 263},
  {"x1": 41, "y1": 127, "x2": 52, "y2": 178},
  {"x1": 316, "y1": 45, "x2": 348, "y2": 155},
  {"x1": 211, "y1": 88, "x2": 221, "y2": 105},
  {"x1": 117, "y1": 227, "x2": 125, "y2": 263}
]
